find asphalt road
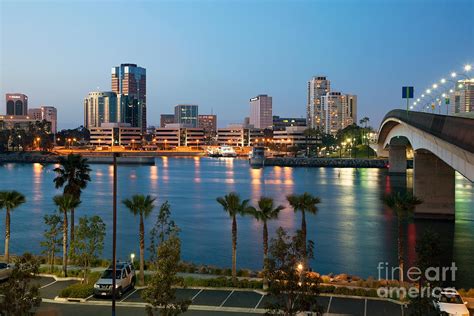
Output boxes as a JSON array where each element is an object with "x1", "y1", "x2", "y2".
[{"x1": 34, "y1": 276, "x2": 408, "y2": 316}]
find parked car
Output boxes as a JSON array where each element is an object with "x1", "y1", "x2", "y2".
[
  {"x1": 0, "y1": 262, "x2": 12, "y2": 281},
  {"x1": 433, "y1": 288, "x2": 469, "y2": 316},
  {"x1": 93, "y1": 262, "x2": 136, "y2": 298}
]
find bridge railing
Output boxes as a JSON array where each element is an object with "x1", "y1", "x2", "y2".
[{"x1": 381, "y1": 110, "x2": 474, "y2": 153}]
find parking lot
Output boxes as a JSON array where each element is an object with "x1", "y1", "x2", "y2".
[{"x1": 36, "y1": 276, "x2": 407, "y2": 315}]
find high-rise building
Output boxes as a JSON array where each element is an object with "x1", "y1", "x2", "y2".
[
  {"x1": 28, "y1": 106, "x2": 58, "y2": 133},
  {"x1": 307, "y1": 76, "x2": 330, "y2": 129},
  {"x1": 174, "y1": 104, "x2": 198, "y2": 127},
  {"x1": 451, "y1": 79, "x2": 474, "y2": 113},
  {"x1": 83, "y1": 91, "x2": 119, "y2": 129},
  {"x1": 6, "y1": 93, "x2": 28, "y2": 116},
  {"x1": 342, "y1": 94, "x2": 357, "y2": 127},
  {"x1": 249, "y1": 94, "x2": 273, "y2": 129},
  {"x1": 319, "y1": 92, "x2": 358, "y2": 135},
  {"x1": 111, "y1": 63, "x2": 147, "y2": 132},
  {"x1": 198, "y1": 114, "x2": 217, "y2": 135},
  {"x1": 160, "y1": 114, "x2": 175, "y2": 127}
]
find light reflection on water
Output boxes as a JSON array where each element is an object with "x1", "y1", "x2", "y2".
[{"x1": 0, "y1": 158, "x2": 473, "y2": 287}]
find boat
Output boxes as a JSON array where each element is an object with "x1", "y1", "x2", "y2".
[
  {"x1": 249, "y1": 146, "x2": 265, "y2": 167},
  {"x1": 206, "y1": 146, "x2": 237, "y2": 158}
]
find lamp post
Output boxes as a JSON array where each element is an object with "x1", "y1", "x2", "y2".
[{"x1": 130, "y1": 253, "x2": 135, "y2": 265}]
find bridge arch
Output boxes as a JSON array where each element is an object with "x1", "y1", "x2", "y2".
[{"x1": 376, "y1": 110, "x2": 474, "y2": 219}]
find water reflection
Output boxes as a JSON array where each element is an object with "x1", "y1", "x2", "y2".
[{"x1": 0, "y1": 158, "x2": 472, "y2": 287}]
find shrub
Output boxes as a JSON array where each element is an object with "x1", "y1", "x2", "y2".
[
  {"x1": 59, "y1": 283, "x2": 94, "y2": 298},
  {"x1": 183, "y1": 276, "x2": 263, "y2": 289}
]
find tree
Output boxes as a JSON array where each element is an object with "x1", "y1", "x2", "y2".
[
  {"x1": 0, "y1": 253, "x2": 42, "y2": 315},
  {"x1": 286, "y1": 192, "x2": 321, "y2": 267},
  {"x1": 40, "y1": 214, "x2": 63, "y2": 273},
  {"x1": 53, "y1": 194, "x2": 81, "y2": 277},
  {"x1": 410, "y1": 229, "x2": 442, "y2": 316},
  {"x1": 0, "y1": 190, "x2": 26, "y2": 263},
  {"x1": 53, "y1": 153, "x2": 91, "y2": 257},
  {"x1": 142, "y1": 233, "x2": 190, "y2": 316},
  {"x1": 382, "y1": 192, "x2": 422, "y2": 283},
  {"x1": 71, "y1": 215, "x2": 106, "y2": 284},
  {"x1": 122, "y1": 194, "x2": 156, "y2": 286},
  {"x1": 216, "y1": 192, "x2": 252, "y2": 286},
  {"x1": 265, "y1": 227, "x2": 321, "y2": 316},
  {"x1": 246, "y1": 197, "x2": 284, "y2": 288},
  {"x1": 148, "y1": 201, "x2": 177, "y2": 265}
]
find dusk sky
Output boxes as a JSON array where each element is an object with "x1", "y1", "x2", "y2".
[{"x1": 1, "y1": 0, "x2": 473, "y2": 129}]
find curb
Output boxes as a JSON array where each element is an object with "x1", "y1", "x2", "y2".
[{"x1": 39, "y1": 273, "x2": 83, "y2": 282}]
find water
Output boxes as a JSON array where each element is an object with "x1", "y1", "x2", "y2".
[{"x1": 0, "y1": 157, "x2": 473, "y2": 288}]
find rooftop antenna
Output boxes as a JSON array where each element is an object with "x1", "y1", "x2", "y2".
[{"x1": 211, "y1": 107, "x2": 213, "y2": 115}]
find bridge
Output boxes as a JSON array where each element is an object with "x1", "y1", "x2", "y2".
[{"x1": 376, "y1": 109, "x2": 474, "y2": 219}]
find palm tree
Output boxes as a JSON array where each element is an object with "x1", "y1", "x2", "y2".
[
  {"x1": 122, "y1": 194, "x2": 156, "y2": 286},
  {"x1": 53, "y1": 153, "x2": 91, "y2": 256},
  {"x1": 216, "y1": 192, "x2": 251, "y2": 286},
  {"x1": 0, "y1": 191, "x2": 26, "y2": 263},
  {"x1": 53, "y1": 194, "x2": 81, "y2": 277},
  {"x1": 246, "y1": 197, "x2": 284, "y2": 288},
  {"x1": 383, "y1": 192, "x2": 422, "y2": 283},
  {"x1": 287, "y1": 192, "x2": 321, "y2": 266}
]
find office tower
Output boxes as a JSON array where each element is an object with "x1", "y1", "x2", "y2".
[
  {"x1": 160, "y1": 114, "x2": 175, "y2": 127},
  {"x1": 174, "y1": 104, "x2": 198, "y2": 127},
  {"x1": 83, "y1": 91, "x2": 119, "y2": 129},
  {"x1": 198, "y1": 114, "x2": 217, "y2": 134},
  {"x1": 342, "y1": 94, "x2": 357, "y2": 127},
  {"x1": 111, "y1": 63, "x2": 146, "y2": 132},
  {"x1": 6, "y1": 93, "x2": 28, "y2": 116},
  {"x1": 307, "y1": 76, "x2": 330, "y2": 129},
  {"x1": 249, "y1": 94, "x2": 273, "y2": 129},
  {"x1": 28, "y1": 106, "x2": 58, "y2": 133}
]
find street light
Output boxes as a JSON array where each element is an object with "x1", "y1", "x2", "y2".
[
  {"x1": 130, "y1": 253, "x2": 135, "y2": 265},
  {"x1": 464, "y1": 64, "x2": 472, "y2": 72}
]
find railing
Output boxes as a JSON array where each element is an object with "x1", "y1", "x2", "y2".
[{"x1": 381, "y1": 110, "x2": 474, "y2": 153}]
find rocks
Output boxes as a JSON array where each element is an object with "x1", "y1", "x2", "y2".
[
  {"x1": 0, "y1": 152, "x2": 59, "y2": 164},
  {"x1": 264, "y1": 157, "x2": 389, "y2": 168}
]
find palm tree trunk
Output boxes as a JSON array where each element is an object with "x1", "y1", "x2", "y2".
[
  {"x1": 70, "y1": 208, "x2": 75, "y2": 257},
  {"x1": 263, "y1": 221, "x2": 269, "y2": 289},
  {"x1": 139, "y1": 214, "x2": 145, "y2": 286},
  {"x1": 4, "y1": 209, "x2": 10, "y2": 263},
  {"x1": 398, "y1": 220, "x2": 404, "y2": 283},
  {"x1": 301, "y1": 210, "x2": 307, "y2": 265},
  {"x1": 232, "y1": 215, "x2": 237, "y2": 286},
  {"x1": 51, "y1": 247, "x2": 55, "y2": 273},
  {"x1": 63, "y1": 210, "x2": 68, "y2": 277}
]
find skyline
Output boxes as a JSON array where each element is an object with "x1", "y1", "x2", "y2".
[{"x1": 1, "y1": 0, "x2": 473, "y2": 130}]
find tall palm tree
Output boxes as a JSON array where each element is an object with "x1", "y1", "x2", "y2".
[
  {"x1": 53, "y1": 194, "x2": 81, "y2": 277},
  {"x1": 122, "y1": 194, "x2": 156, "y2": 286},
  {"x1": 287, "y1": 192, "x2": 321, "y2": 266},
  {"x1": 383, "y1": 192, "x2": 422, "y2": 283},
  {"x1": 246, "y1": 197, "x2": 284, "y2": 288},
  {"x1": 0, "y1": 191, "x2": 26, "y2": 263},
  {"x1": 216, "y1": 192, "x2": 251, "y2": 286},
  {"x1": 53, "y1": 153, "x2": 91, "y2": 256}
]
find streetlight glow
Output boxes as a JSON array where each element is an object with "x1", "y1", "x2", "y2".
[
  {"x1": 440, "y1": 78, "x2": 446, "y2": 84},
  {"x1": 464, "y1": 64, "x2": 472, "y2": 72},
  {"x1": 432, "y1": 84, "x2": 438, "y2": 89},
  {"x1": 451, "y1": 72, "x2": 457, "y2": 78}
]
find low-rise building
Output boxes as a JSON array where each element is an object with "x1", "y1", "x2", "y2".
[
  {"x1": 273, "y1": 126, "x2": 309, "y2": 148},
  {"x1": 89, "y1": 123, "x2": 141, "y2": 147},
  {"x1": 160, "y1": 114, "x2": 175, "y2": 127},
  {"x1": 0, "y1": 115, "x2": 51, "y2": 132},
  {"x1": 154, "y1": 126, "x2": 205, "y2": 148},
  {"x1": 272, "y1": 116, "x2": 306, "y2": 131},
  {"x1": 28, "y1": 106, "x2": 58, "y2": 133}
]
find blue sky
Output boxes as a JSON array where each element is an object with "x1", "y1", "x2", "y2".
[{"x1": 1, "y1": 0, "x2": 473, "y2": 129}]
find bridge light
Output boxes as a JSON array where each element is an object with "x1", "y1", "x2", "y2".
[
  {"x1": 432, "y1": 84, "x2": 438, "y2": 89},
  {"x1": 442, "y1": 93, "x2": 446, "y2": 98},
  {"x1": 410, "y1": 106, "x2": 414, "y2": 109},
  {"x1": 465, "y1": 64, "x2": 472, "y2": 72},
  {"x1": 451, "y1": 72, "x2": 457, "y2": 78},
  {"x1": 449, "y1": 89, "x2": 454, "y2": 93},
  {"x1": 421, "y1": 94, "x2": 425, "y2": 98},
  {"x1": 440, "y1": 78, "x2": 446, "y2": 84},
  {"x1": 417, "y1": 98, "x2": 421, "y2": 102},
  {"x1": 426, "y1": 89, "x2": 431, "y2": 94}
]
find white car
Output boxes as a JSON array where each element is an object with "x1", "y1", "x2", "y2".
[
  {"x1": 0, "y1": 262, "x2": 12, "y2": 281},
  {"x1": 93, "y1": 262, "x2": 136, "y2": 298},
  {"x1": 433, "y1": 288, "x2": 470, "y2": 316}
]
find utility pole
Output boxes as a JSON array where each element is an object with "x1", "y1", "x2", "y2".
[{"x1": 112, "y1": 152, "x2": 118, "y2": 316}]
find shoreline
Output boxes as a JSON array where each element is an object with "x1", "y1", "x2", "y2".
[{"x1": 0, "y1": 151, "x2": 414, "y2": 169}]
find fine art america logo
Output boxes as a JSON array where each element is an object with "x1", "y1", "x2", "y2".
[{"x1": 376, "y1": 262, "x2": 458, "y2": 299}]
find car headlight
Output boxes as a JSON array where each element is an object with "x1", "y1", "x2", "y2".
[{"x1": 94, "y1": 284, "x2": 99, "y2": 289}]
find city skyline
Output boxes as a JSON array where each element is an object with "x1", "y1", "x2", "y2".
[{"x1": 1, "y1": 0, "x2": 473, "y2": 130}]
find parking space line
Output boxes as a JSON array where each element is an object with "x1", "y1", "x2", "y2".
[
  {"x1": 120, "y1": 288, "x2": 138, "y2": 302},
  {"x1": 191, "y1": 289, "x2": 203, "y2": 301},
  {"x1": 254, "y1": 294, "x2": 264, "y2": 309},
  {"x1": 40, "y1": 280, "x2": 57, "y2": 289},
  {"x1": 219, "y1": 290, "x2": 234, "y2": 307},
  {"x1": 326, "y1": 296, "x2": 333, "y2": 314},
  {"x1": 364, "y1": 298, "x2": 367, "y2": 316}
]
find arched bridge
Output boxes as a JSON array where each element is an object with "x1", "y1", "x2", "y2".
[{"x1": 376, "y1": 109, "x2": 474, "y2": 219}]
